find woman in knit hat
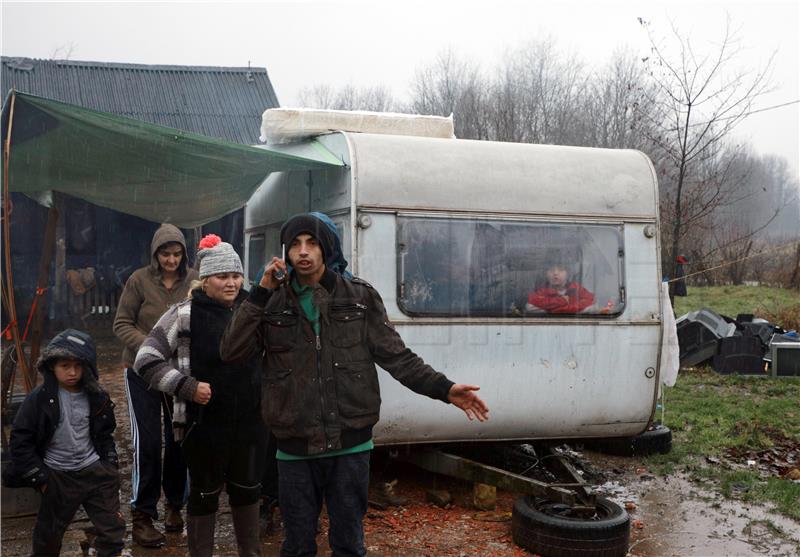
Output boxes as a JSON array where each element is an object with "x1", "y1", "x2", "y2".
[{"x1": 134, "y1": 235, "x2": 266, "y2": 557}]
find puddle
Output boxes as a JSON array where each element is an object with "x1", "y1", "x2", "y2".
[{"x1": 619, "y1": 474, "x2": 800, "y2": 556}]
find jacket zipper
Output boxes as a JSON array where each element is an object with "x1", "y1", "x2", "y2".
[{"x1": 315, "y1": 332, "x2": 327, "y2": 452}]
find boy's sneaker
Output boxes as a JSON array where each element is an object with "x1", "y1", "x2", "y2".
[
  {"x1": 164, "y1": 506, "x2": 184, "y2": 532},
  {"x1": 132, "y1": 509, "x2": 166, "y2": 547}
]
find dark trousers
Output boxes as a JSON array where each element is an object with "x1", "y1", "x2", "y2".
[
  {"x1": 278, "y1": 451, "x2": 370, "y2": 557},
  {"x1": 125, "y1": 368, "x2": 187, "y2": 518},
  {"x1": 181, "y1": 415, "x2": 267, "y2": 516},
  {"x1": 32, "y1": 460, "x2": 125, "y2": 557}
]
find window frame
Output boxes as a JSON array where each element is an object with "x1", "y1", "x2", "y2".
[{"x1": 395, "y1": 214, "x2": 626, "y2": 319}]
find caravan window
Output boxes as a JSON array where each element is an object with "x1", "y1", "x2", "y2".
[{"x1": 397, "y1": 216, "x2": 625, "y2": 317}]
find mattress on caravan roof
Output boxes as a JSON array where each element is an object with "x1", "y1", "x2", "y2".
[{"x1": 260, "y1": 108, "x2": 455, "y2": 144}]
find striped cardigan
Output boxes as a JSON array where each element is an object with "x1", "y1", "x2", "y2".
[{"x1": 133, "y1": 299, "x2": 196, "y2": 439}]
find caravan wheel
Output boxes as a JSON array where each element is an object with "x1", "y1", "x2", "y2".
[{"x1": 512, "y1": 496, "x2": 630, "y2": 557}]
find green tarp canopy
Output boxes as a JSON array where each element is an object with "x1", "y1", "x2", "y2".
[{"x1": 1, "y1": 91, "x2": 344, "y2": 227}]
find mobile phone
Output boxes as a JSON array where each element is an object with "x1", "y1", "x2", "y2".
[{"x1": 273, "y1": 244, "x2": 286, "y2": 281}]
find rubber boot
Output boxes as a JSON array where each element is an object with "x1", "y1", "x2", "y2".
[
  {"x1": 231, "y1": 503, "x2": 262, "y2": 556},
  {"x1": 164, "y1": 505, "x2": 185, "y2": 532},
  {"x1": 186, "y1": 512, "x2": 217, "y2": 557},
  {"x1": 259, "y1": 497, "x2": 279, "y2": 538},
  {"x1": 131, "y1": 509, "x2": 166, "y2": 547}
]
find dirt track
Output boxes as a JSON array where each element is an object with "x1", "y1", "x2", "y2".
[{"x1": 2, "y1": 337, "x2": 799, "y2": 556}]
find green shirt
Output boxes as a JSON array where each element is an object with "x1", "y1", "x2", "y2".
[
  {"x1": 291, "y1": 278, "x2": 319, "y2": 335},
  {"x1": 276, "y1": 439, "x2": 374, "y2": 461}
]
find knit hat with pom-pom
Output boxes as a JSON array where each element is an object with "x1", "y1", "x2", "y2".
[{"x1": 196, "y1": 234, "x2": 244, "y2": 278}]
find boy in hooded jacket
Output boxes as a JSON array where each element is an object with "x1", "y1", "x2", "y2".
[{"x1": 4, "y1": 329, "x2": 125, "y2": 557}]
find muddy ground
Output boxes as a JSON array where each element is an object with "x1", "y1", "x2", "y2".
[{"x1": 2, "y1": 337, "x2": 799, "y2": 556}]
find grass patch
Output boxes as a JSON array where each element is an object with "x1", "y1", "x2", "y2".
[
  {"x1": 717, "y1": 470, "x2": 800, "y2": 521},
  {"x1": 644, "y1": 368, "x2": 800, "y2": 520},
  {"x1": 646, "y1": 286, "x2": 800, "y2": 520},
  {"x1": 742, "y1": 519, "x2": 795, "y2": 548},
  {"x1": 673, "y1": 284, "x2": 799, "y2": 321},
  {"x1": 659, "y1": 369, "x2": 800, "y2": 456}
]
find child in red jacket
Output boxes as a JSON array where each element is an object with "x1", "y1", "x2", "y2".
[{"x1": 526, "y1": 262, "x2": 594, "y2": 313}]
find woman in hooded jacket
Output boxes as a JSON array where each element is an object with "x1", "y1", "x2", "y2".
[{"x1": 113, "y1": 223, "x2": 197, "y2": 546}]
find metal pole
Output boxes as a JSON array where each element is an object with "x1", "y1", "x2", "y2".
[
  {"x1": 28, "y1": 205, "x2": 60, "y2": 367},
  {"x1": 2, "y1": 91, "x2": 34, "y2": 392}
]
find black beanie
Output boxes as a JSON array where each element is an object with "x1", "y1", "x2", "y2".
[{"x1": 280, "y1": 214, "x2": 336, "y2": 264}]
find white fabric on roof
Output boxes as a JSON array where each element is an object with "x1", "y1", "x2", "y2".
[{"x1": 260, "y1": 108, "x2": 455, "y2": 144}]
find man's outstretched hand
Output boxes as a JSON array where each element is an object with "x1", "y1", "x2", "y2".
[{"x1": 448, "y1": 384, "x2": 489, "y2": 422}]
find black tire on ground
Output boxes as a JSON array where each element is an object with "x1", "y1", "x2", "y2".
[
  {"x1": 512, "y1": 496, "x2": 630, "y2": 557},
  {"x1": 584, "y1": 424, "x2": 672, "y2": 457}
]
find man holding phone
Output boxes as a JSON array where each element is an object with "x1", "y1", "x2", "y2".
[{"x1": 220, "y1": 212, "x2": 489, "y2": 557}]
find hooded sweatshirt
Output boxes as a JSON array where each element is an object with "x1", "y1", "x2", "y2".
[
  {"x1": 4, "y1": 329, "x2": 117, "y2": 489},
  {"x1": 113, "y1": 224, "x2": 199, "y2": 366}
]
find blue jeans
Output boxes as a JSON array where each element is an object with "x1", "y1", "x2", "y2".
[{"x1": 278, "y1": 451, "x2": 370, "y2": 557}]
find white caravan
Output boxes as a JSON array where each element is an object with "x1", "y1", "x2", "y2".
[{"x1": 245, "y1": 130, "x2": 663, "y2": 447}]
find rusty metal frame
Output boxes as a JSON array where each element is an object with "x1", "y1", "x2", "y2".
[{"x1": 402, "y1": 445, "x2": 596, "y2": 508}]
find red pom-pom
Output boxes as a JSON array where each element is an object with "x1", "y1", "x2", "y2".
[{"x1": 198, "y1": 234, "x2": 222, "y2": 250}]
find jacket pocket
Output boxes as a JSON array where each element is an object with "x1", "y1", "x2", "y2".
[
  {"x1": 330, "y1": 304, "x2": 367, "y2": 348},
  {"x1": 264, "y1": 311, "x2": 298, "y2": 352},
  {"x1": 263, "y1": 369, "x2": 297, "y2": 428},
  {"x1": 335, "y1": 360, "x2": 381, "y2": 420}
]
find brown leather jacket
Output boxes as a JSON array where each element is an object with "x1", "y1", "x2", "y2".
[{"x1": 220, "y1": 269, "x2": 454, "y2": 457}]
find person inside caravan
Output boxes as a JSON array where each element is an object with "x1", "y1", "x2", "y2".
[
  {"x1": 113, "y1": 223, "x2": 197, "y2": 546},
  {"x1": 526, "y1": 255, "x2": 594, "y2": 314},
  {"x1": 220, "y1": 212, "x2": 490, "y2": 557},
  {"x1": 134, "y1": 235, "x2": 265, "y2": 557}
]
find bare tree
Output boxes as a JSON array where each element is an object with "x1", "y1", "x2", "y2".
[
  {"x1": 580, "y1": 48, "x2": 658, "y2": 149},
  {"x1": 297, "y1": 83, "x2": 396, "y2": 112},
  {"x1": 293, "y1": 28, "x2": 793, "y2": 290},
  {"x1": 50, "y1": 42, "x2": 76, "y2": 59},
  {"x1": 790, "y1": 243, "x2": 800, "y2": 289},
  {"x1": 490, "y1": 39, "x2": 588, "y2": 145},
  {"x1": 759, "y1": 156, "x2": 800, "y2": 237},
  {"x1": 297, "y1": 84, "x2": 336, "y2": 108},
  {"x1": 408, "y1": 48, "x2": 489, "y2": 139},
  {"x1": 714, "y1": 223, "x2": 754, "y2": 284},
  {"x1": 490, "y1": 59, "x2": 526, "y2": 142},
  {"x1": 661, "y1": 144, "x2": 786, "y2": 284},
  {"x1": 638, "y1": 16, "x2": 774, "y2": 294}
]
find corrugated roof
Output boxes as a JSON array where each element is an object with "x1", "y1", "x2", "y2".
[{"x1": 1, "y1": 57, "x2": 279, "y2": 144}]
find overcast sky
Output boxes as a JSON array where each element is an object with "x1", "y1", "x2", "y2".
[{"x1": 2, "y1": 0, "x2": 798, "y2": 177}]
